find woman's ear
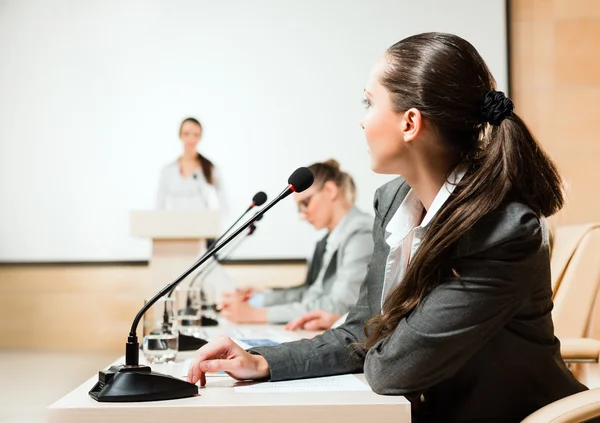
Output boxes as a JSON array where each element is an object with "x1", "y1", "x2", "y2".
[
  {"x1": 323, "y1": 180, "x2": 339, "y2": 201},
  {"x1": 400, "y1": 108, "x2": 423, "y2": 143}
]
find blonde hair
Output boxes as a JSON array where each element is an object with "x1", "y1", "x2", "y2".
[{"x1": 307, "y1": 159, "x2": 356, "y2": 204}]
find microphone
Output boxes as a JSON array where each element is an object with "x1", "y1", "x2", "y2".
[
  {"x1": 252, "y1": 191, "x2": 268, "y2": 207},
  {"x1": 176, "y1": 214, "x2": 263, "y2": 349},
  {"x1": 164, "y1": 192, "x2": 267, "y2": 307},
  {"x1": 88, "y1": 167, "x2": 314, "y2": 403},
  {"x1": 207, "y1": 191, "x2": 267, "y2": 251},
  {"x1": 165, "y1": 209, "x2": 264, "y2": 305},
  {"x1": 182, "y1": 220, "x2": 260, "y2": 332},
  {"x1": 192, "y1": 214, "x2": 263, "y2": 306},
  {"x1": 164, "y1": 196, "x2": 267, "y2": 351},
  {"x1": 189, "y1": 213, "x2": 264, "y2": 290}
]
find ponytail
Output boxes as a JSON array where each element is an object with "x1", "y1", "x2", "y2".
[
  {"x1": 490, "y1": 114, "x2": 564, "y2": 217},
  {"x1": 197, "y1": 153, "x2": 215, "y2": 185}
]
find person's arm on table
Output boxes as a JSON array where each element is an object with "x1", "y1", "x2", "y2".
[
  {"x1": 285, "y1": 310, "x2": 342, "y2": 331},
  {"x1": 188, "y1": 273, "x2": 372, "y2": 384}
]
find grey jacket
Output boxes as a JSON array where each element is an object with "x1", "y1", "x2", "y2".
[
  {"x1": 250, "y1": 177, "x2": 587, "y2": 423},
  {"x1": 263, "y1": 206, "x2": 374, "y2": 323}
]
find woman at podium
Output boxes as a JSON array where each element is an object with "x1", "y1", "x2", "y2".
[
  {"x1": 156, "y1": 117, "x2": 227, "y2": 214},
  {"x1": 219, "y1": 159, "x2": 374, "y2": 325}
]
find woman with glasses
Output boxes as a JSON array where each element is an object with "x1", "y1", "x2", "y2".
[{"x1": 219, "y1": 159, "x2": 374, "y2": 324}]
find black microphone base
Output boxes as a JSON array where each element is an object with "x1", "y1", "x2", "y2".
[
  {"x1": 88, "y1": 364, "x2": 198, "y2": 402},
  {"x1": 201, "y1": 315, "x2": 219, "y2": 326},
  {"x1": 178, "y1": 333, "x2": 209, "y2": 351}
]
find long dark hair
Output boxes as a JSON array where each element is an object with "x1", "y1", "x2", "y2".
[
  {"x1": 179, "y1": 117, "x2": 214, "y2": 184},
  {"x1": 363, "y1": 33, "x2": 564, "y2": 349}
]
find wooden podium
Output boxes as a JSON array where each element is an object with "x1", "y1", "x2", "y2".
[{"x1": 130, "y1": 211, "x2": 220, "y2": 294}]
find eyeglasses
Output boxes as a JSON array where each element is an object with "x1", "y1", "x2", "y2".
[{"x1": 297, "y1": 186, "x2": 323, "y2": 214}]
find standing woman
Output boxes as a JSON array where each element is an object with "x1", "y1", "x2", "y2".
[
  {"x1": 188, "y1": 32, "x2": 588, "y2": 422},
  {"x1": 156, "y1": 117, "x2": 227, "y2": 214}
]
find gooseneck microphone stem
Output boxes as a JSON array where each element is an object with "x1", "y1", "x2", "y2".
[
  {"x1": 210, "y1": 204, "x2": 252, "y2": 247},
  {"x1": 187, "y1": 222, "x2": 256, "y2": 290},
  {"x1": 165, "y1": 218, "x2": 257, "y2": 300},
  {"x1": 125, "y1": 186, "x2": 293, "y2": 367},
  {"x1": 207, "y1": 191, "x2": 267, "y2": 252}
]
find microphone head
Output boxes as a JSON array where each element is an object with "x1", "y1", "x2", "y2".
[
  {"x1": 288, "y1": 167, "x2": 314, "y2": 193},
  {"x1": 252, "y1": 191, "x2": 268, "y2": 206}
]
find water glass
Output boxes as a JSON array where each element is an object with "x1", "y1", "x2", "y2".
[
  {"x1": 174, "y1": 287, "x2": 203, "y2": 336},
  {"x1": 142, "y1": 297, "x2": 178, "y2": 363}
]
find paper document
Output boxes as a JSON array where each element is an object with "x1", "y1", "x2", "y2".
[
  {"x1": 239, "y1": 338, "x2": 279, "y2": 347},
  {"x1": 233, "y1": 338, "x2": 280, "y2": 350},
  {"x1": 234, "y1": 374, "x2": 370, "y2": 393},
  {"x1": 228, "y1": 327, "x2": 294, "y2": 343}
]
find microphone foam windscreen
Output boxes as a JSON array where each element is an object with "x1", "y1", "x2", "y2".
[
  {"x1": 288, "y1": 167, "x2": 314, "y2": 193},
  {"x1": 252, "y1": 191, "x2": 268, "y2": 206}
]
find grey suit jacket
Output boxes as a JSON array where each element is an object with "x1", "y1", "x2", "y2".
[
  {"x1": 250, "y1": 177, "x2": 587, "y2": 423},
  {"x1": 262, "y1": 206, "x2": 374, "y2": 323}
]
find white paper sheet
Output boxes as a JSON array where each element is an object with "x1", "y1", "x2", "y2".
[{"x1": 234, "y1": 374, "x2": 370, "y2": 393}]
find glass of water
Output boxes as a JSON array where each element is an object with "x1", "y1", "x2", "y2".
[
  {"x1": 174, "y1": 287, "x2": 202, "y2": 336},
  {"x1": 142, "y1": 297, "x2": 178, "y2": 364}
]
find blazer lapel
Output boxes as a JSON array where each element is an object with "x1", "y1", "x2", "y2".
[
  {"x1": 368, "y1": 177, "x2": 412, "y2": 310},
  {"x1": 317, "y1": 207, "x2": 362, "y2": 282},
  {"x1": 381, "y1": 178, "x2": 411, "y2": 228}
]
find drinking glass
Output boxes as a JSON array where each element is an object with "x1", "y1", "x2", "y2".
[{"x1": 142, "y1": 297, "x2": 178, "y2": 363}]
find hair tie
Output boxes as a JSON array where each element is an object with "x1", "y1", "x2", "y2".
[{"x1": 481, "y1": 90, "x2": 514, "y2": 126}]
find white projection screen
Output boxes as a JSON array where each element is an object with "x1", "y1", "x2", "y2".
[{"x1": 0, "y1": 0, "x2": 508, "y2": 262}]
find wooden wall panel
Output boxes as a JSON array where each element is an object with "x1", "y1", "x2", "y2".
[
  {"x1": 510, "y1": 0, "x2": 600, "y2": 226},
  {"x1": 0, "y1": 263, "x2": 305, "y2": 352}
]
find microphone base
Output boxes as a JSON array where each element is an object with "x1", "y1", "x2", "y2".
[
  {"x1": 201, "y1": 315, "x2": 219, "y2": 326},
  {"x1": 88, "y1": 364, "x2": 198, "y2": 402},
  {"x1": 178, "y1": 333, "x2": 209, "y2": 351}
]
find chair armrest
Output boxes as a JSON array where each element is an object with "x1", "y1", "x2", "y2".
[
  {"x1": 521, "y1": 388, "x2": 600, "y2": 423},
  {"x1": 561, "y1": 338, "x2": 600, "y2": 362}
]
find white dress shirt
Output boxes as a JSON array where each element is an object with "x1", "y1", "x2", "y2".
[
  {"x1": 381, "y1": 168, "x2": 466, "y2": 308},
  {"x1": 156, "y1": 160, "x2": 228, "y2": 214}
]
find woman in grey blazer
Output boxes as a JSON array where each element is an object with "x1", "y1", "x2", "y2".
[
  {"x1": 219, "y1": 159, "x2": 374, "y2": 325},
  {"x1": 188, "y1": 33, "x2": 588, "y2": 422}
]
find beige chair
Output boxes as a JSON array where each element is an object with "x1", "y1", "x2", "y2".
[
  {"x1": 550, "y1": 223, "x2": 600, "y2": 387},
  {"x1": 521, "y1": 388, "x2": 600, "y2": 423}
]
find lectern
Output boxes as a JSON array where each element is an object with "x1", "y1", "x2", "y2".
[{"x1": 130, "y1": 211, "x2": 220, "y2": 294}]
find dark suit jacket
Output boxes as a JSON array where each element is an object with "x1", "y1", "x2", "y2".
[{"x1": 250, "y1": 177, "x2": 587, "y2": 423}]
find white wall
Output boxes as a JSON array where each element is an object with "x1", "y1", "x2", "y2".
[{"x1": 0, "y1": 0, "x2": 507, "y2": 261}]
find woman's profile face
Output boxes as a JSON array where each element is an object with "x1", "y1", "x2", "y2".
[
  {"x1": 180, "y1": 121, "x2": 202, "y2": 151},
  {"x1": 360, "y1": 57, "x2": 406, "y2": 175}
]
